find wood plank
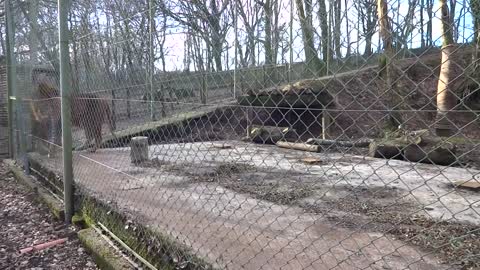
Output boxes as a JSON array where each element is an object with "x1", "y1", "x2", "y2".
[{"x1": 454, "y1": 180, "x2": 480, "y2": 190}]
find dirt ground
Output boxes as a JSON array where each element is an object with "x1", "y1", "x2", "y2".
[{"x1": 0, "y1": 162, "x2": 98, "y2": 270}]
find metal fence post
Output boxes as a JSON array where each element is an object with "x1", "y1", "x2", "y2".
[
  {"x1": 201, "y1": 73, "x2": 207, "y2": 104},
  {"x1": 58, "y1": 0, "x2": 74, "y2": 223},
  {"x1": 233, "y1": 0, "x2": 238, "y2": 99},
  {"x1": 149, "y1": 0, "x2": 155, "y2": 121},
  {"x1": 5, "y1": 0, "x2": 15, "y2": 159},
  {"x1": 289, "y1": 0, "x2": 293, "y2": 83},
  {"x1": 6, "y1": 0, "x2": 27, "y2": 171}
]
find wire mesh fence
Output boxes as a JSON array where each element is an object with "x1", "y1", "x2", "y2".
[{"x1": 4, "y1": 0, "x2": 480, "y2": 269}]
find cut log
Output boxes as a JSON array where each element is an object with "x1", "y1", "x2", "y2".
[
  {"x1": 130, "y1": 136, "x2": 149, "y2": 164},
  {"x1": 427, "y1": 144, "x2": 457, "y2": 166},
  {"x1": 371, "y1": 130, "x2": 457, "y2": 166},
  {"x1": 307, "y1": 138, "x2": 372, "y2": 148},
  {"x1": 248, "y1": 126, "x2": 297, "y2": 144},
  {"x1": 368, "y1": 141, "x2": 404, "y2": 159},
  {"x1": 301, "y1": 157, "x2": 323, "y2": 164},
  {"x1": 403, "y1": 144, "x2": 428, "y2": 162},
  {"x1": 276, "y1": 141, "x2": 320, "y2": 152}
]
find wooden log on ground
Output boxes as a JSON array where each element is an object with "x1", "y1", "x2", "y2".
[
  {"x1": 368, "y1": 141, "x2": 404, "y2": 159},
  {"x1": 370, "y1": 129, "x2": 458, "y2": 165},
  {"x1": 427, "y1": 145, "x2": 457, "y2": 166},
  {"x1": 130, "y1": 136, "x2": 149, "y2": 164},
  {"x1": 307, "y1": 138, "x2": 372, "y2": 148},
  {"x1": 249, "y1": 125, "x2": 297, "y2": 144},
  {"x1": 404, "y1": 144, "x2": 457, "y2": 165},
  {"x1": 276, "y1": 141, "x2": 320, "y2": 152},
  {"x1": 403, "y1": 144, "x2": 427, "y2": 162}
]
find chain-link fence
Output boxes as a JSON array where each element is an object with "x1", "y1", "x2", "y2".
[{"x1": 4, "y1": 0, "x2": 480, "y2": 269}]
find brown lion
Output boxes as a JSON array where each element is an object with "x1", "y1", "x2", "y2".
[{"x1": 34, "y1": 82, "x2": 116, "y2": 153}]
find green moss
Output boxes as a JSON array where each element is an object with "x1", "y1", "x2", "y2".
[
  {"x1": 445, "y1": 136, "x2": 480, "y2": 145},
  {"x1": 78, "y1": 197, "x2": 214, "y2": 270},
  {"x1": 378, "y1": 54, "x2": 387, "y2": 71},
  {"x1": 72, "y1": 214, "x2": 86, "y2": 228},
  {"x1": 78, "y1": 228, "x2": 132, "y2": 270}
]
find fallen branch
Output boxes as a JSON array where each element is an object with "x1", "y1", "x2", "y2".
[
  {"x1": 276, "y1": 141, "x2": 320, "y2": 152},
  {"x1": 306, "y1": 138, "x2": 373, "y2": 148},
  {"x1": 19, "y1": 237, "x2": 68, "y2": 254}
]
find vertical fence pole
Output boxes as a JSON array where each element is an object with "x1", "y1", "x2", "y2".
[
  {"x1": 126, "y1": 87, "x2": 131, "y2": 119},
  {"x1": 58, "y1": 0, "x2": 74, "y2": 223},
  {"x1": 149, "y1": 0, "x2": 155, "y2": 121},
  {"x1": 201, "y1": 73, "x2": 207, "y2": 105},
  {"x1": 5, "y1": 0, "x2": 15, "y2": 158},
  {"x1": 289, "y1": 0, "x2": 293, "y2": 83},
  {"x1": 233, "y1": 0, "x2": 238, "y2": 99},
  {"x1": 6, "y1": 0, "x2": 27, "y2": 171}
]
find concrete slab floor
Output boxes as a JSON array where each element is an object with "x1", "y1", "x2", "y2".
[{"x1": 29, "y1": 140, "x2": 480, "y2": 269}]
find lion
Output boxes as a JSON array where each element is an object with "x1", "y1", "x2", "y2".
[{"x1": 34, "y1": 82, "x2": 116, "y2": 153}]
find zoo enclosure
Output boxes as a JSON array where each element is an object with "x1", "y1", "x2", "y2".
[{"x1": 3, "y1": 0, "x2": 480, "y2": 269}]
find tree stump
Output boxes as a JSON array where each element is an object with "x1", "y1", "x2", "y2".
[{"x1": 130, "y1": 136, "x2": 149, "y2": 164}]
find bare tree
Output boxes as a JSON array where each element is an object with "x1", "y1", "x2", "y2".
[
  {"x1": 426, "y1": 0, "x2": 433, "y2": 47},
  {"x1": 233, "y1": 0, "x2": 262, "y2": 67},
  {"x1": 394, "y1": 0, "x2": 418, "y2": 51},
  {"x1": 333, "y1": 0, "x2": 342, "y2": 58},
  {"x1": 317, "y1": 0, "x2": 330, "y2": 61},
  {"x1": 256, "y1": 0, "x2": 284, "y2": 66},
  {"x1": 377, "y1": 0, "x2": 402, "y2": 131},
  {"x1": 420, "y1": 0, "x2": 425, "y2": 47},
  {"x1": 296, "y1": 0, "x2": 324, "y2": 76},
  {"x1": 160, "y1": 0, "x2": 230, "y2": 72},
  {"x1": 356, "y1": 0, "x2": 377, "y2": 57},
  {"x1": 435, "y1": 0, "x2": 457, "y2": 136}
]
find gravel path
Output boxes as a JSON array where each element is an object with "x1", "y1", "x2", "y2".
[{"x1": 0, "y1": 162, "x2": 98, "y2": 269}]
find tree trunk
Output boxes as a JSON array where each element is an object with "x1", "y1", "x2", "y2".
[
  {"x1": 317, "y1": 0, "x2": 329, "y2": 62},
  {"x1": 472, "y1": 0, "x2": 480, "y2": 48},
  {"x1": 364, "y1": 32, "x2": 373, "y2": 56},
  {"x1": 334, "y1": 0, "x2": 342, "y2": 58},
  {"x1": 449, "y1": 0, "x2": 457, "y2": 41},
  {"x1": 28, "y1": 0, "x2": 39, "y2": 65},
  {"x1": 296, "y1": 0, "x2": 324, "y2": 76},
  {"x1": 345, "y1": 0, "x2": 351, "y2": 57},
  {"x1": 377, "y1": 0, "x2": 402, "y2": 131},
  {"x1": 435, "y1": 0, "x2": 457, "y2": 137},
  {"x1": 264, "y1": 0, "x2": 273, "y2": 65},
  {"x1": 426, "y1": 0, "x2": 433, "y2": 46},
  {"x1": 420, "y1": 0, "x2": 425, "y2": 47},
  {"x1": 361, "y1": 1, "x2": 377, "y2": 57}
]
